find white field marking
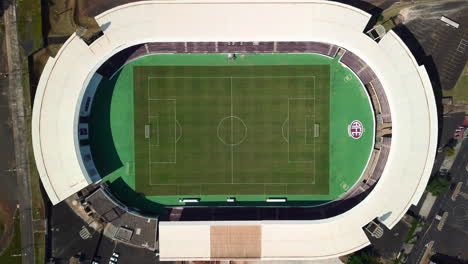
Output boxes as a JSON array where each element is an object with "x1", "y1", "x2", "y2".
[
  {"x1": 216, "y1": 116, "x2": 248, "y2": 146},
  {"x1": 281, "y1": 118, "x2": 289, "y2": 143},
  {"x1": 304, "y1": 115, "x2": 314, "y2": 145},
  {"x1": 287, "y1": 98, "x2": 315, "y2": 164},
  {"x1": 145, "y1": 75, "x2": 318, "y2": 186},
  {"x1": 147, "y1": 182, "x2": 317, "y2": 186},
  {"x1": 148, "y1": 115, "x2": 160, "y2": 146},
  {"x1": 313, "y1": 76, "x2": 316, "y2": 184},
  {"x1": 147, "y1": 78, "x2": 151, "y2": 181},
  {"x1": 176, "y1": 120, "x2": 182, "y2": 143},
  {"x1": 147, "y1": 98, "x2": 177, "y2": 164},
  {"x1": 148, "y1": 76, "x2": 316, "y2": 79},
  {"x1": 156, "y1": 118, "x2": 159, "y2": 145}
]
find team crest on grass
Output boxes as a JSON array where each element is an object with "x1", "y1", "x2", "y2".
[{"x1": 348, "y1": 120, "x2": 364, "y2": 139}]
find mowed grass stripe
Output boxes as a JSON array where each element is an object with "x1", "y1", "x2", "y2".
[{"x1": 133, "y1": 65, "x2": 330, "y2": 195}]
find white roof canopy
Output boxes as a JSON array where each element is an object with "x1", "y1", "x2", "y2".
[{"x1": 33, "y1": 0, "x2": 437, "y2": 259}]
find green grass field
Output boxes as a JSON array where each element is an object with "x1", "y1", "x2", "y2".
[
  {"x1": 133, "y1": 65, "x2": 329, "y2": 195},
  {"x1": 89, "y1": 53, "x2": 374, "y2": 207}
]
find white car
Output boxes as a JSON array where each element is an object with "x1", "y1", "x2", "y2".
[
  {"x1": 112, "y1": 252, "x2": 120, "y2": 258},
  {"x1": 110, "y1": 257, "x2": 118, "y2": 262}
]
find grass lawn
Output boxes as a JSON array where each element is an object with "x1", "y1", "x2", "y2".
[
  {"x1": 134, "y1": 65, "x2": 330, "y2": 196},
  {"x1": 34, "y1": 232, "x2": 45, "y2": 264},
  {"x1": 17, "y1": 0, "x2": 43, "y2": 54},
  {"x1": 89, "y1": 53, "x2": 374, "y2": 206},
  {"x1": 0, "y1": 211, "x2": 22, "y2": 264}
]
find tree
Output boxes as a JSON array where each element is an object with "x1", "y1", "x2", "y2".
[
  {"x1": 347, "y1": 248, "x2": 380, "y2": 264},
  {"x1": 426, "y1": 177, "x2": 450, "y2": 196}
]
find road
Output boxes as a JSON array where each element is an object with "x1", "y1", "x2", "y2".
[
  {"x1": 2, "y1": 0, "x2": 35, "y2": 263},
  {"x1": 0, "y1": 1, "x2": 20, "y2": 253},
  {"x1": 407, "y1": 139, "x2": 468, "y2": 263}
]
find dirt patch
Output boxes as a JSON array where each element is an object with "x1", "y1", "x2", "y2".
[{"x1": 0, "y1": 203, "x2": 16, "y2": 254}]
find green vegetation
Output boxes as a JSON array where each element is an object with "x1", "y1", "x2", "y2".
[
  {"x1": 426, "y1": 177, "x2": 450, "y2": 196},
  {"x1": 405, "y1": 218, "x2": 422, "y2": 243},
  {"x1": 444, "y1": 146, "x2": 455, "y2": 157},
  {"x1": 89, "y1": 54, "x2": 374, "y2": 206},
  {"x1": 0, "y1": 211, "x2": 22, "y2": 264},
  {"x1": 134, "y1": 65, "x2": 330, "y2": 196},
  {"x1": 443, "y1": 64, "x2": 468, "y2": 104},
  {"x1": 34, "y1": 232, "x2": 45, "y2": 264},
  {"x1": 19, "y1": 52, "x2": 45, "y2": 222},
  {"x1": 18, "y1": 32, "x2": 46, "y2": 263},
  {"x1": 17, "y1": 0, "x2": 43, "y2": 54},
  {"x1": 347, "y1": 250, "x2": 380, "y2": 264}
]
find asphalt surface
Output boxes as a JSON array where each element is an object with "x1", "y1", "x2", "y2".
[
  {"x1": 407, "y1": 139, "x2": 468, "y2": 263},
  {"x1": 50, "y1": 202, "x2": 165, "y2": 264},
  {"x1": 2, "y1": 0, "x2": 35, "y2": 263},
  {"x1": 403, "y1": 0, "x2": 468, "y2": 91},
  {"x1": 0, "y1": 0, "x2": 19, "y2": 250}
]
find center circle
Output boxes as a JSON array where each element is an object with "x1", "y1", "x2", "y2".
[{"x1": 217, "y1": 116, "x2": 248, "y2": 146}]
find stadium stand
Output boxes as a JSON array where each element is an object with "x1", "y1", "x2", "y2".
[
  {"x1": 147, "y1": 42, "x2": 186, "y2": 53},
  {"x1": 277, "y1": 42, "x2": 339, "y2": 57},
  {"x1": 96, "y1": 44, "x2": 145, "y2": 78},
  {"x1": 89, "y1": 41, "x2": 393, "y2": 222},
  {"x1": 95, "y1": 42, "x2": 360, "y2": 79},
  {"x1": 217, "y1": 41, "x2": 275, "y2": 53},
  {"x1": 339, "y1": 49, "x2": 392, "y2": 124},
  {"x1": 370, "y1": 80, "x2": 392, "y2": 123},
  {"x1": 186, "y1": 42, "x2": 216, "y2": 53}
]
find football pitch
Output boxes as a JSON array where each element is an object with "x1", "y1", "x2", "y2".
[{"x1": 134, "y1": 65, "x2": 330, "y2": 195}]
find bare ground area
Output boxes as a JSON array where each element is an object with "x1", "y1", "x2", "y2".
[{"x1": 0, "y1": 204, "x2": 16, "y2": 254}]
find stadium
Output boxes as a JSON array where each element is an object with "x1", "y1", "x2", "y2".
[{"x1": 32, "y1": 0, "x2": 438, "y2": 261}]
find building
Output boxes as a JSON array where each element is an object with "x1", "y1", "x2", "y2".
[{"x1": 32, "y1": 0, "x2": 438, "y2": 261}]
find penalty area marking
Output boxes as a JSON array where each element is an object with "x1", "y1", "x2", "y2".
[
  {"x1": 146, "y1": 82, "x2": 177, "y2": 165},
  {"x1": 287, "y1": 98, "x2": 315, "y2": 164}
]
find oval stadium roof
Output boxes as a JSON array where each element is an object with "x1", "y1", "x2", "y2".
[{"x1": 32, "y1": 0, "x2": 438, "y2": 260}]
